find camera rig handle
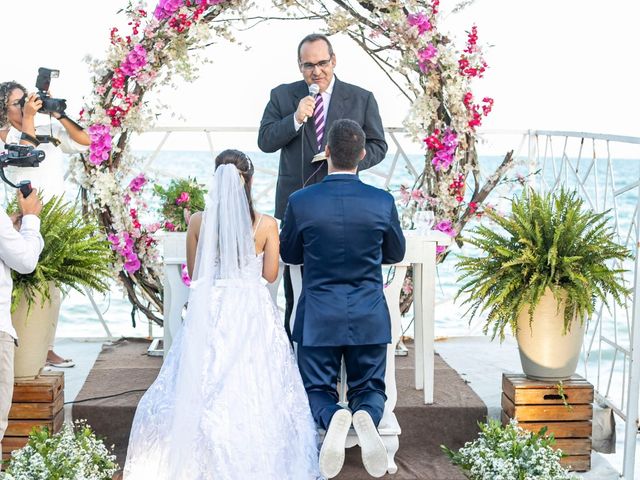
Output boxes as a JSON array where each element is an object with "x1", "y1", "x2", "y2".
[
  {"x1": 0, "y1": 146, "x2": 45, "y2": 197},
  {"x1": 18, "y1": 181, "x2": 33, "y2": 198},
  {"x1": 0, "y1": 169, "x2": 33, "y2": 197}
]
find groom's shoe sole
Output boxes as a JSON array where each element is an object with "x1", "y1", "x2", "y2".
[
  {"x1": 352, "y1": 410, "x2": 388, "y2": 478},
  {"x1": 319, "y1": 409, "x2": 352, "y2": 478}
]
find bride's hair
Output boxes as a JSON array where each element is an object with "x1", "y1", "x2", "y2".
[{"x1": 215, "y1": 149, "x2": 256, "y2": 223}]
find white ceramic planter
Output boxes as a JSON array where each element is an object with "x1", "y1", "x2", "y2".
[
  {"x1": 12, "y1": 283, "x2": 61, "y2": 379},
  {"x1": 516, "y1": 288, "x2": 585, "y2": 381}
]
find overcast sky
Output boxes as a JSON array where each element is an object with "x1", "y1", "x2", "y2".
[{"x1": 4, "y1": 1, "x2": 638, "y2": 155}]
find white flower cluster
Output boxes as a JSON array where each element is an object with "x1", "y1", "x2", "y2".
[
  {"x1": 452, "y1": 419, "x2": 579, "y2": 480},
  {"x1": 4, "y1": 421, "x2": 118, "y2": 480}
]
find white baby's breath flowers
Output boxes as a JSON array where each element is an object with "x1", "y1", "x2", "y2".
[{"x1": 4, "y1": 421, "x2": 118, "y2": 480}]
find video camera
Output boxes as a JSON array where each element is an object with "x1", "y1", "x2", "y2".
[
  {"x1": 18, "y1": 67, "x2": 67, "y2": 115},
  {"x1": 0, "y1": 144, "x2": 45, "y2": 197}
]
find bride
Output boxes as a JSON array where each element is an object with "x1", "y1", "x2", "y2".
[{"x1": 123, "y1": 150, "x2": 320, "y2": 479}]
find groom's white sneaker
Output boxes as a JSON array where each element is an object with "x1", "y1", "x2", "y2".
[
  {"x1": 352, "y1": 410, "x2": 388, "y2": 478},
  {"x1": 319, "y1": 409, "x2": 352, "y2": 478}
]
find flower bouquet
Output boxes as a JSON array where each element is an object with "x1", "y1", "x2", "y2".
[{"x1": 153, "y1": 177, "x2": 206, "y2": 232}]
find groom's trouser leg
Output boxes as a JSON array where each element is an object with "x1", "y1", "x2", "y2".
[
  {"x1": 297, "y1": 345, "x2": 343, "y2": 430},
  {"x1": 344, "y1": 344, "x2": 388, "y2": 427}
]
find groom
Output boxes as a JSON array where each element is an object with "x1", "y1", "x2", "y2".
[{"x1": 280, "y1": 119, "x2": 406, "y2": 478}]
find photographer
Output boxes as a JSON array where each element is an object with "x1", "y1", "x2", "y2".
[
  {"x1": 0, "y1": 188, "x2": 43, "y2": 454},
  {"x1": 0, "y1": 80, "x2": 89, "y2": 368}
]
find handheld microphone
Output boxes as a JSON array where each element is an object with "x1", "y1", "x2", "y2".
[{"x1": 302, "y1": 84, "x2": 320, "y2": 123}]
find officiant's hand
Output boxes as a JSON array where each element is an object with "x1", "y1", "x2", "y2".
[{"x1": 295, "y1": 96, "x2": 315, "y2": 124}]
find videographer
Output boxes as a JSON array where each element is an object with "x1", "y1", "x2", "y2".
[
  {"x1": 0, "y1": 188, "x2": 43, "y2": 454},
  {"x1": 0, "y1": 80, "x2": 89, "y2": 368}
]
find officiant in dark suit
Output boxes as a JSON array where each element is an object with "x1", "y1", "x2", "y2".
[
  {"x1": 258, "y1": 33, "x2": 388, "y2": 336},
  {"x1": 280, "y1": 119, "x2": 405, "y2": 478}
]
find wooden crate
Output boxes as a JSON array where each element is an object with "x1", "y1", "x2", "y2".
[
  {"x1": 502, "y1": 373, "x2": 593, "y2": 472},
  {"x1": 2, "y1": 372, "x2": 64, "y2": 463}
]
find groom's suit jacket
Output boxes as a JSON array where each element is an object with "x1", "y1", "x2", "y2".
[
  {"x1": 258, "y1": 77, "x2": 387, "y2": 219},
  {"x1": 280, "y1": 174, "x2": 406, "y2": 347}
]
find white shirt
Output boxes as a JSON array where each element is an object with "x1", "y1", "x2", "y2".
[
  {"x1": 294, "y1": 76, "x2": 336, "y2": 131},
  {"x1": 0, "y1": 211, "x2": 44, "y2": 339},
  {"x1": 1, "y1": 123, "x2": 89, "y2": 202}
]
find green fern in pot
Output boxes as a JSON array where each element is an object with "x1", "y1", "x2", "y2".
[
  {"x1": 10, "y1": 195, "x2": 113, "y2": 313},
  {"x1": 456, "y1": 188, "x2": 631, "y2": 341}
]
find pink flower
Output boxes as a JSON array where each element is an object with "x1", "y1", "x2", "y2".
[
  {"x1": 407, "y1": 13, "x2": 432, "y2": 35},
  {"x1": 124, "y1": 253, "x2": 141, "y2": 274},
  {"x1": 87, "y1": 124, "x2": 112, "y2": 166},
  {"x1": 436, "y1": 245, "x2": 447, "y2": 255},
  {"x1": 430, "y1": 128, "x2": 458, "y2": 171},
  {"x1": 176, "y1": 191, "x2": 190, "y2": 205},
  {"x1": 418, "y1": 44, "x2": 438, "y2": 72},
  {"x1": 181, "y1": 263, "x2": 191, "y2": 287},
  {"x1": 120, "y1": 44, "x2": 148, "y2": 77},
  {"x1": 108, "y1": 231, "x2": 142, "y2": 274},
  {"x1": 154, "y1": 0, "x2": 184, "y2": 19},
  {"x1": 435, "y1": 220, "x2": 456, "y2": 237},
  {"x1": 128, "y1": 173, "x2": 147, "y2": 193},
  {"x1": 147, "y1": 222, "x2": 161, "y2": 234},
  {"x1": 165, "y1": 221, "x2": 176, "y2": 232},
  {"x1": 107, "y1": 233, "x2": 120, "y2": 247},
  {"x1": 400, "y1": 185, "x2": 410, "y2": 203},
  {"x1": 411, "y1": 189, "x2": 426, "y2": 205}
]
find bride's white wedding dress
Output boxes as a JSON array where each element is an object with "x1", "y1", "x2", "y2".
[{"x1": 123, "y1": 165, "x2": 320, "y2": 480}]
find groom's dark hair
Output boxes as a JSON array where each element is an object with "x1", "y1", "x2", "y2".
[{"x1": 327, "y1": 119, "x2": 365, "y2": 170}]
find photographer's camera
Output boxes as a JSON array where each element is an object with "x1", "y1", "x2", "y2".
[{"x1": 18, "y1": 67, "x2": 67, "y2": 115}]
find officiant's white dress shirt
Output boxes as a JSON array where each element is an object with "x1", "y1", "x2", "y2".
[{"x1": 0, "y1": 211, "x2": 43, "y2": 339}]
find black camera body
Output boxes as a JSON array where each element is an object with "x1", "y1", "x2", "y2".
[
  {"x1": 0, "y1": 144, "x2": 45, "y2": 197},
  {"x1": 19, "y1": 68, "x2": 67, "y2": 115},
  {"x1": 1, "y1": 144, "x2": 45, "y2": 167}
]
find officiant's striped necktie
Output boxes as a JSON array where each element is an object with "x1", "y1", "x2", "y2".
[{"x1": 314, "y1": 94, "x2": 325, "y2": 152}]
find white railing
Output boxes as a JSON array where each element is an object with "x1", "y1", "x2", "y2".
[
  {"x1": 528, "y1": 130, "x2": 640, "y2": 480},
  {"x1": 66, "y1": 126, "x2": 640, "y2": 478}
]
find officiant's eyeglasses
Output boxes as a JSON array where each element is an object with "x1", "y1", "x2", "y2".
[{"x1": 300, "y1": 59, "x2": 332, "y2": 71}]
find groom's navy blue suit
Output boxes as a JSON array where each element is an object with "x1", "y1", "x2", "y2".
[{"x1": 280, "y1": 173, "x2": 406, "y2": 430}]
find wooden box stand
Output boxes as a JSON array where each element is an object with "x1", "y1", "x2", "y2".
[
  {"x1": 501, "y1": 373, "x2": 593, "y2": 472},
  {"x1": 2, "y1": 371, "x2": 64, "y2": 462}
]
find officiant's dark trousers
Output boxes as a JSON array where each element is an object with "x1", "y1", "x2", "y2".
[
  {"x1": 297, "y1": 344, "x2": 387, "y2": 430},
  {"x1": 283, "y1": 265, "x2": 302, "y2": 340}
]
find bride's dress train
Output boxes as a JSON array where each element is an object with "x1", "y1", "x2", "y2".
[{"x1": 123, "y1": 165, "x2": 320, "y2": 479}]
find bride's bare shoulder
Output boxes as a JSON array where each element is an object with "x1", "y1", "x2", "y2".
[
  {"x1": 254, "y1": 213, "x2": 278, "y2": 236},
  {"x1": 187, "y1": 212, "x2": 203, "y2": 233},
  {"x1": 256, "y1": 213, "x2": 277, "y2": 228}
]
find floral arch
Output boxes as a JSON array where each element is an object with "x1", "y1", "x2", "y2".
[{"x1": 70, "y1": 0, "x2": 513, "y2": 325}]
